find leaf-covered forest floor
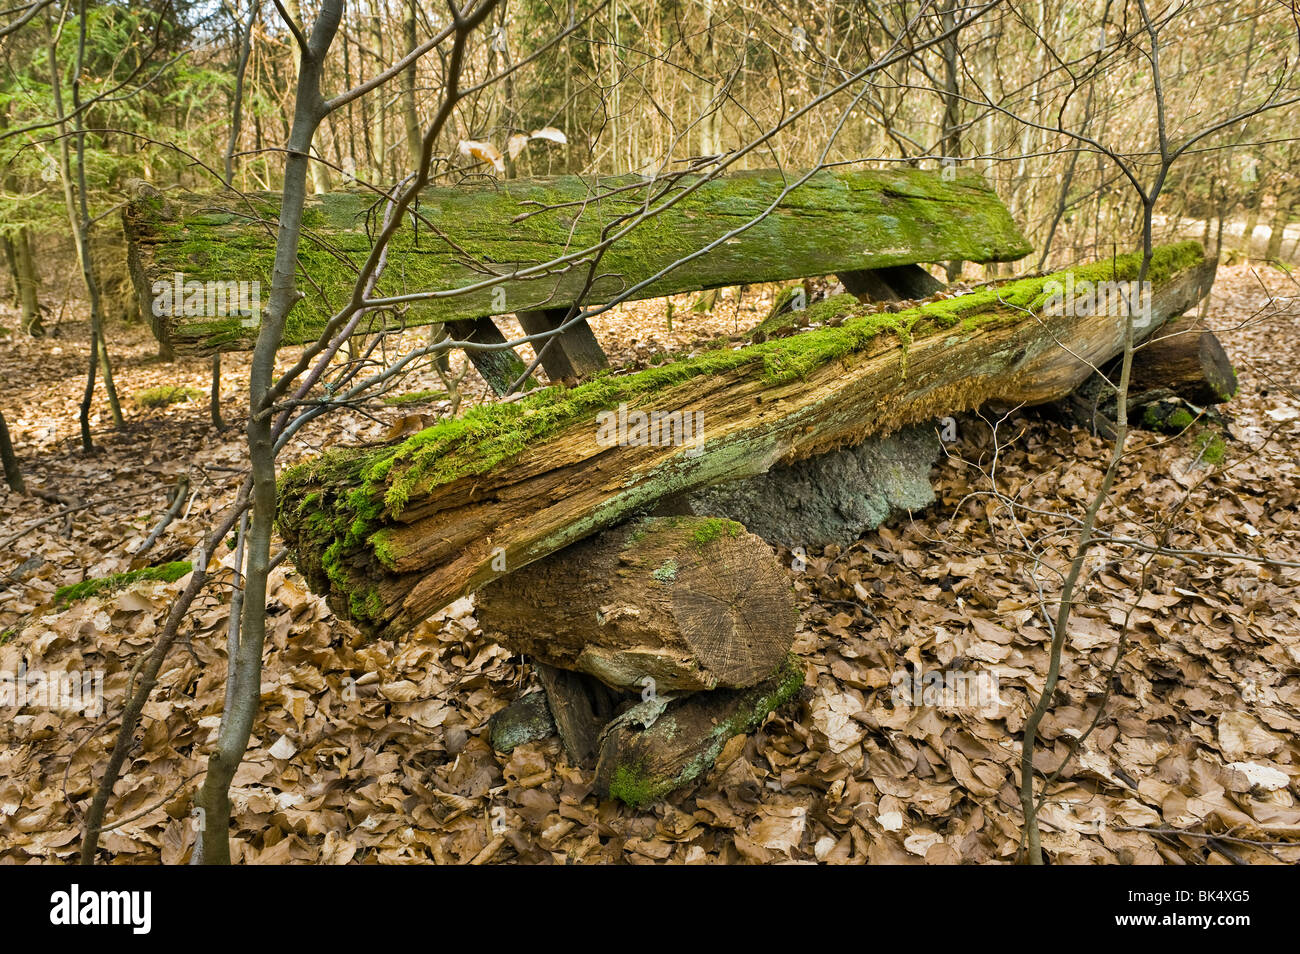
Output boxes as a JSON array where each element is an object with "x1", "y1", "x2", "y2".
[{"x1": 1, "y1": 264, "x2": 1298, "y2": 864}]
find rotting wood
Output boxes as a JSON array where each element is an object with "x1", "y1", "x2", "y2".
[{"x1": 277, "y1": 243, "x2": 1215, "y2": 640}]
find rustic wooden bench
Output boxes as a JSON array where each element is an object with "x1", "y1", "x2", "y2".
[{"x1": 123, "y1": 170, "x2": 1228, "y2": 806}]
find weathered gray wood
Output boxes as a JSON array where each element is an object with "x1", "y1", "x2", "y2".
[
  {"x1": 532, "y1": 663, "x2": 620, "y2": 767},
  {"x1": 685, "y1": 424, "x2": 941, "y2": 547},
  {"x1": 121, "y1": 168, "x2": 1031, "y2": 354},
  {"x1": 445, "y1": 317, "x2": 532, "y2": 395},
  {"x1": 488, "y1": 690, "x2": 556, "y2": 753},
  {"x1": 514, "y1": 308, "x2": 609, "y2": 380}
]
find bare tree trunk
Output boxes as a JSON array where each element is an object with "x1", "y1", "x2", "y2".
[
  {"x1": 47, "y1": 3, "x2": 125, "y2": 450},
  {"x1": 0, "y1": 407, "x2": 25, "y2": 494},
  {"x1": 401, "y1": 0, "x2": 422, "y2": 167},
  {"x1": 1265, "y1": 196, "x2": 1293, "y2": 261},
  {"x1": 940, "y1": 0, "x2": 963, "y2": 281},
  {"x1": 210, "y1": 353, "x2": 225, "y2": 430},
  {"x1": 193, "y1": 0, "x2": 345, "y2": 865},
  {"x1": 11, "y1": 226, "x2": 42, "y2": 335}
]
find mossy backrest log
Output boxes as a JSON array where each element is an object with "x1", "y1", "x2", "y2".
[{"x1": 122, "y1": 168, "x2": 1031, "y2": 393}]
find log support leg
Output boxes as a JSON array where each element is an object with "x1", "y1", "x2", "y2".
[
  {"x1": 514, "y1": 308, "x2": 609, "y2": 381},
  {"x1": 838, "y1": 263, "x2": 945, "y2": 302},
  {"x1": 446, "y1": 317, "x2": 534, "y2": 395}
]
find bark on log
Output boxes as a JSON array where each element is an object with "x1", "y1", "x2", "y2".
[
  {"x1": 476, "y1": 516, "x2": 797, "y2": 693},
  {"x1": 1130, "y1": 316, "x2": 1237, "y2": 406},
  {"x1": 684, "y1": 423, "x2": 941, "y2": 548},
  {"x1": 533, "y1": 663, "x2": 621, "y2": 766},
  {"x1": 593, "y1": 655, "x2": 806, "y2": 808},
  {"x1": 121, "y1": 168, "x2": 1030, "y2": 354},
  {"x1": 277, "y1": 242, "x2": 1215, "y2": 640}
]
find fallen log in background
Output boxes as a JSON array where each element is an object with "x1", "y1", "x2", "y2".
[
  {"x1": 476, "y1": 515, "x2": 797, "y2": 693},
  {"x1": 277, "y1": 242, "x2": 1216, "y2": 640},
  {"x1": 121, "y1": 167, "x2": 1030, "y2": 355},
  {"x1": 1130, "y1": 315, "x2": 1238, "y2": 406},
  {"x1": 1059, "y1": 313, "x2": 1236, "y2": 436}
]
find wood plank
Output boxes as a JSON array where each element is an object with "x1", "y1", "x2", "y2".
[
  {"x1": 121, "y1": 168, "x2": 1031, "y2": 354},
  {"x1": 514, "y1": 308, "x2": 609, "y2": 380},
  {"x1": 445, "y1": 317, "x2": 531, "y2": 395}
]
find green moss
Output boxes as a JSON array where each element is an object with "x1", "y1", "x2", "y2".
[
  {"x1": 382, "y1": 389, "x2": 449, "y2": 406},
  {"x1": 278, "y1": 243, "x2": 1206, "y2": 614},
  {"x1": 133, "y1": 168, "x2": 1033, "y2": 353},
  {"x1": 54, "y1": 561, "x2": 192, "y2": 607},
  {"x1": 1196, "y1": 431, "x2": 1227, "y2": 465},
  {"x1": 607, "y1": 762, "x2": 660, "y2": 810},
  {"x1": 134, "y1": 385, "x2": 204, "y2": 408},
  {"x1": 361, "y1": 242, "x2": 1199, "y2": 509},
  {"x1": 369, "y1": 530, "x2": 399, "y2": 569},
  {"x1": 690, "y1": 516, "x2": 743, "y2": 549},
  {"x1": 652, "y1": 559, "x2": 679, "y2": 583}
]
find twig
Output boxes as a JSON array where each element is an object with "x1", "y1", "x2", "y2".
[{"x1": 134, "y1": 475, "x2": 190, "y2": 557}]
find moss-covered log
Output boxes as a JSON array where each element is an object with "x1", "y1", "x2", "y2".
[
  {"x1": 477, "y1": 516, "x2": 797, "y2": 693},
  {"x1": 121, "y1": 168, "x2": 1030, "y2": 355},
  {"x1": 277, "y1": 242, "x2": 1215, "y2": 640},
  {"x1": 594, "y1": 655, "x2": 806, "y2": 808}
]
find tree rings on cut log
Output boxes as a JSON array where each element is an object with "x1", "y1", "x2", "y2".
[{"x1": 476, "y1": 516, "x2": 797, "y2": 693}]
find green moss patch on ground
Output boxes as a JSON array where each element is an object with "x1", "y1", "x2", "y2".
[
  {"x1": 133, "y1": 385, "x2": 204, "y2": 408},
  {"x1": 54, "y1": 561, "x2": 193, "y2": 607}
]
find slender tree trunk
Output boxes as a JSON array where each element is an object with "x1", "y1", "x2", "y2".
[
  {"x1": 211, "y1": 353, "x2": 225, "y2": 430},
  {"x1": 1265, "y1": 197, "x2": 1292, "y2": 261},
  {"x1": 48, "y1": 5, "x2": 124, "y2": 444},
  {"x1": 0, "y1": 408, "x2": 25, "y2": 494},
  {"x1": 193, "y1": 0, "x2": 345, "y2": 864},
  {"x1": 401, "y1": 0, "x2": 422, "y2": 168},
  {"x1": 12, "y1": 226, "x2": 42, "y2": 335},
  {"x1": 940, "y1": 0, "x2": 963, "y2": 282},
  {"x1": 2, "y1": 234, "x2": 18, "y2": 306}
]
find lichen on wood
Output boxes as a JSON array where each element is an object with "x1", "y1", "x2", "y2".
[{"x1": 122, "y1": 167, "x2": 1032, "y2": 354}]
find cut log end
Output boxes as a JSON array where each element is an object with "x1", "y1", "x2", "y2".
[{"x1": 477, "y1": 516, "x2": 798, "y2": 693}]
